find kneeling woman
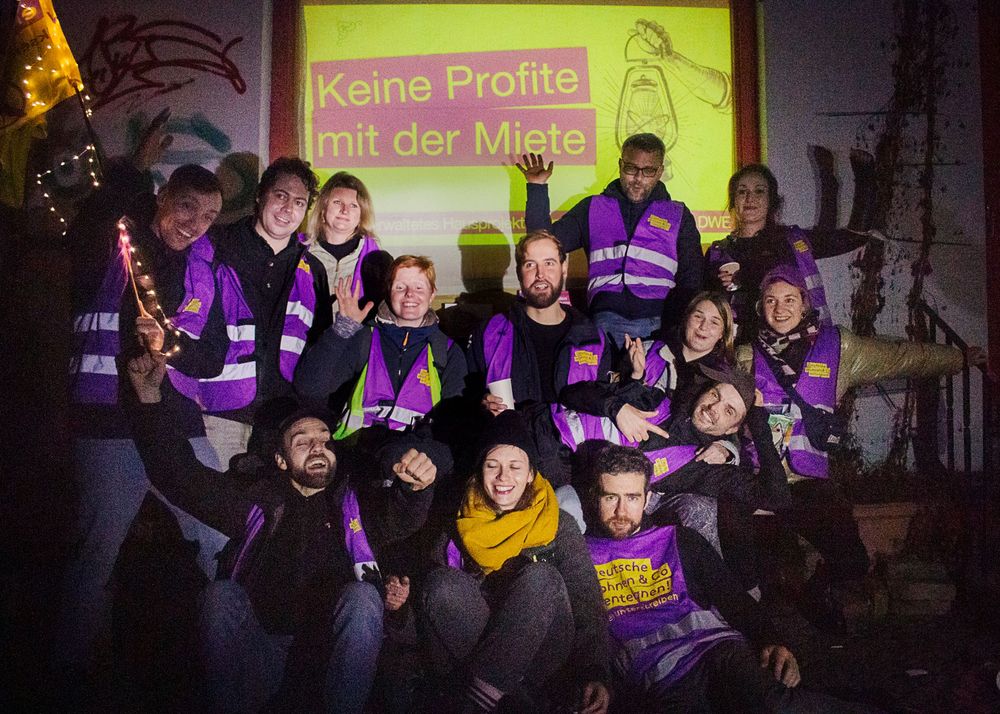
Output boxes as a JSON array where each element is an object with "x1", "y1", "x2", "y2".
[
  {"x1": 294, "y1": 255, "x2": 467, "y2": 437},
  {"x1": 419, "y1": 412, "x2": 610, "y2": 713}
]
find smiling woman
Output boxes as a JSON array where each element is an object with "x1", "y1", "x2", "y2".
[
  {"x1": 293, "y1": 254, "x2": 468, "y2": 439},
  {"x1": 705, "y1": 163, "x2": 872, "y2": 341},
  {"x1": 416, "y1": 411, "x2": 611, "y2": 712}
]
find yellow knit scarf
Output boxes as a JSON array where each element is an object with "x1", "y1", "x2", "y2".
[{"x1": 456, "y1": 473, "x2": 559, "y2": 575}]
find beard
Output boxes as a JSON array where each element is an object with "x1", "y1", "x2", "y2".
[
  {"x1": 290, "y1": 454, "x2": 336, "y2": 491},
  {"x1": 602, "y1": 516, "x2": 640, "y2": 540},
  {"x1": 523, "y1": 275, "x2": 565, "y2": 309}
]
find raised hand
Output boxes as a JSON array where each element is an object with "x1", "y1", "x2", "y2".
[
  {"x1": 335, "y1": 277, "x2": 374, "y2": 324},
  {"x1": 392, "y1": 449, "x2": 437, "y2": 491},
  {"x1": 132, "y1": 107, "x2": 173, "y2": 171},
  {"x1": 515, "y1": 153, "x2": 553, "y2": 184},
  {"x1": 624, "y1": 333, "x2": 646, "y2": 380}
]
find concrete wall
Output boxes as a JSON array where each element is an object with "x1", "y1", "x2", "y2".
[{"x1": 759, "y1": 0, "x2": 986, "y2": 469}]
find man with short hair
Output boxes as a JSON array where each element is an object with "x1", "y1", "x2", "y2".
[
  {"x1": 60, "y1": 149, "x2": 230, "y2": 668},
  {"x1": 519, "y1": 133, "x2": 703, "y2": 345},
  {"x1": 207, "y1": 157, "x2": 333, "y2": 459},
  {"x1": 126, "y1": 347, "x2": 450, "y2": 713},
  {"x1": 468, "y1": 230, "x2": 616, "y2": 417},
  {"x1": 585, "y1": 445, "x2": 873, "y2": 713}
]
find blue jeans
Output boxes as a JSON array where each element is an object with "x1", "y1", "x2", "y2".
[
  {"x1": 200, "y1": 580, "x2": 384, "y2": 713},
  {"x1": 592, "y1": 311, "x2": 661, "y2": 348},
  {"x1": 54, "y1": 436, "x2": 230, "y2": 667}
]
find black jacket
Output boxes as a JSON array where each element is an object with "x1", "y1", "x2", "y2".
[
  {"x1": 525, "y1": 179, "x2": 703, "y2": 326},
  {"x1": 211, "y1": 216, "x2": 332, "y2": 416},
  {"x1": 466, "y1": 300, "x2": 617, "y2": 406},
  {"x1": 132, "y1": 399, "x2": 450, "y2": 634}
]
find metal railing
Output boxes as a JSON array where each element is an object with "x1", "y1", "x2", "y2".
[{"x1": 914, "y1": 299, "x2": 996, "y2": 473}]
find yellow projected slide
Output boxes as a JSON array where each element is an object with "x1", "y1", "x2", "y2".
[{"x1": 303, "y1": 2, "x2": 734, "y2": 293}]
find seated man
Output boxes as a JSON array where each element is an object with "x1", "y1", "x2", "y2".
[
  {"x1": 585, "y1": 445, "x2": 875, "y2": 713},
  {"x1": 126, "y1": 345, "x2": 451, "y2": 713}
]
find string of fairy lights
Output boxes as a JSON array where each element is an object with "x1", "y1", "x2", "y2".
[
  {"x1": 35, "y1": 143, "x2": 100, "y2": 236},
  {"x1": 17, "y1": 1, "x2": 176, "y2": 355},
  {"x1": 118, "y1": 220, "x2": 184, "y2": 357}
]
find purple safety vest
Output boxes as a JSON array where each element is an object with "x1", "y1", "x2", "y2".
[
  {"x1": 786, "y1": 226, "x2": 831, "y2": 327},
  {"x1": 586, "y1": 196, "x2": 683, "y2": 303},
  {"x1": 70, "y1": 234, "x2": 216, "y2": 405},
  {"x1": 586, "y1": 526, "x2": 742, "y2": 692},
  {"x1": 231, "y1": 487, "x2": 378, "y2": 582},
  {"x1": 644, "y1": 444, "x2": 699, "y2": 485},
  {"x1": 278, "y1": 250, "x2": 318, "y2": 384},
  {"x1": 640, "y1": 340, "x2": 678, "y2": 425},
  {"x1": 350, "y1": 235, "x2": 378, "y2": 291},
  {"x1": 169, "y1": 263, "x2": 257, "y2": 411},
  {"x1": 754, "y1": 324, "x2": 840, "y2": 478},
  {"x1": 335, "y1": 327, "x2": 447, "y2": 438},
  {"x1": 483, "y1": 311, "x2": 606, "y2": 405}
]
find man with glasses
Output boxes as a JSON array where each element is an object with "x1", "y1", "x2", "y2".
[{"x1": 519, "y1": 132, "x2": 703, "y2": 346}]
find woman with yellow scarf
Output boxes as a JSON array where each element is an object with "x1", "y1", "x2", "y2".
[{"x1": 417, "y1": 411, "x2": 611, "y2": 713}]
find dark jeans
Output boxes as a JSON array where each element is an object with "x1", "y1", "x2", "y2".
[
  {"x1": 199, "y1": 579, "x2": 383, "y2": 713},
  {"x1": 418, "y1": 562, "x2": 574, "y2": 693},
  {"x1": 636, "y1": 639, "x2": 876, "y2": 713}
]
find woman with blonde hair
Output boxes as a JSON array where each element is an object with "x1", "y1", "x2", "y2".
[{"x1": 306, "y1": 171, "x2": 390, "y2": 313}]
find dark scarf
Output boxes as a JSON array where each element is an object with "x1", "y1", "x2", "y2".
[{"x1": 756, "y1": 312, "x2": 820, "y2": 380}]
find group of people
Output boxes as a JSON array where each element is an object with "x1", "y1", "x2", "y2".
[{"x1": 56, "y1": 126, "x2": 975, "y2": 712}]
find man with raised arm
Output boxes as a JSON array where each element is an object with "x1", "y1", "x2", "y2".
[
  {"x1": 518, "y1": 133, "x2": 703, "y2": 345},
  {"x1": 125, "y1": 337, "x2": 451, "y2": 713}
]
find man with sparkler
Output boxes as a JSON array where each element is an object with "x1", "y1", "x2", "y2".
[{"x1": 60, "y1": 148, "x2": 231, "y2": 673}]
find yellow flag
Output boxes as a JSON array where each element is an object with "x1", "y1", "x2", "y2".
[{"x1": 2, "y1": 0, "x2": 83, "y2": 132}]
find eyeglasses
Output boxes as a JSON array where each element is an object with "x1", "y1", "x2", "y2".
[{"x1": 619, "y1": 160, "x2": 661, "y2": 178}]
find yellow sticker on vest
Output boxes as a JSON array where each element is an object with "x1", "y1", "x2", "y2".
[
  {"x1": 349, "y1": 517, "x2": 362, "y2": 533},
  {"x1": 418, "y1": 369, "x2": 432, "y2": 386},
  {"x1": 793, "y1": 239, "x2": 808, "y2": 253},
  {"x1": 653, "y1": 457, "x2": 669, "y2": 476},
  {"x1": 803, "y1": 361, "x2": 831, "y2": 378},
  {"x1": 574, "y1": 350, "x2": 598, "y2": 366},
  {"x1": 648, "y1": 215, "x2": 672, "y2": 231},
  {"x1": 182, "y1": 298, "x2": 202, "y2": 313},
  {"x1": 297, "y1": 259, "x2": 311, "y2": 273}
]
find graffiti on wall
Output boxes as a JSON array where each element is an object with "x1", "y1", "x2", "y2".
[{"x1": 78, "y1": 15, "x2": 246, "y2": 111}]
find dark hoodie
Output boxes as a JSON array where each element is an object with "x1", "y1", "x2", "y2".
[{"x1": 525, "y1": 178, "x2": 703, "y2": 326}]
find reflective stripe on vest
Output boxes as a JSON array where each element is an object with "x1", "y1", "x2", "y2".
[
  {"x1": 70, "y1": 234, "x2": 215, "y2": 405},
  {"x1": 334, "y1": 328, "x2": 444, "y2": 440},
  {"x1": 754, "y1": 325, "x2": 840, "y2": 478},
  {"x1": 587, "y1": 196, "x2": 683, "y2": 303},
  {"x1": 169, "y1": 263, "x2": 258, "y2": 411},
  {"x1": 278, "y1": 253, "x2": 317, "y2": 384},
  {"x1": 786, "y1": 226, "x2": 832, "y2": 327},
  {"x1": 586, "y1": 526, "x2": 742, "y2": 690}
]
